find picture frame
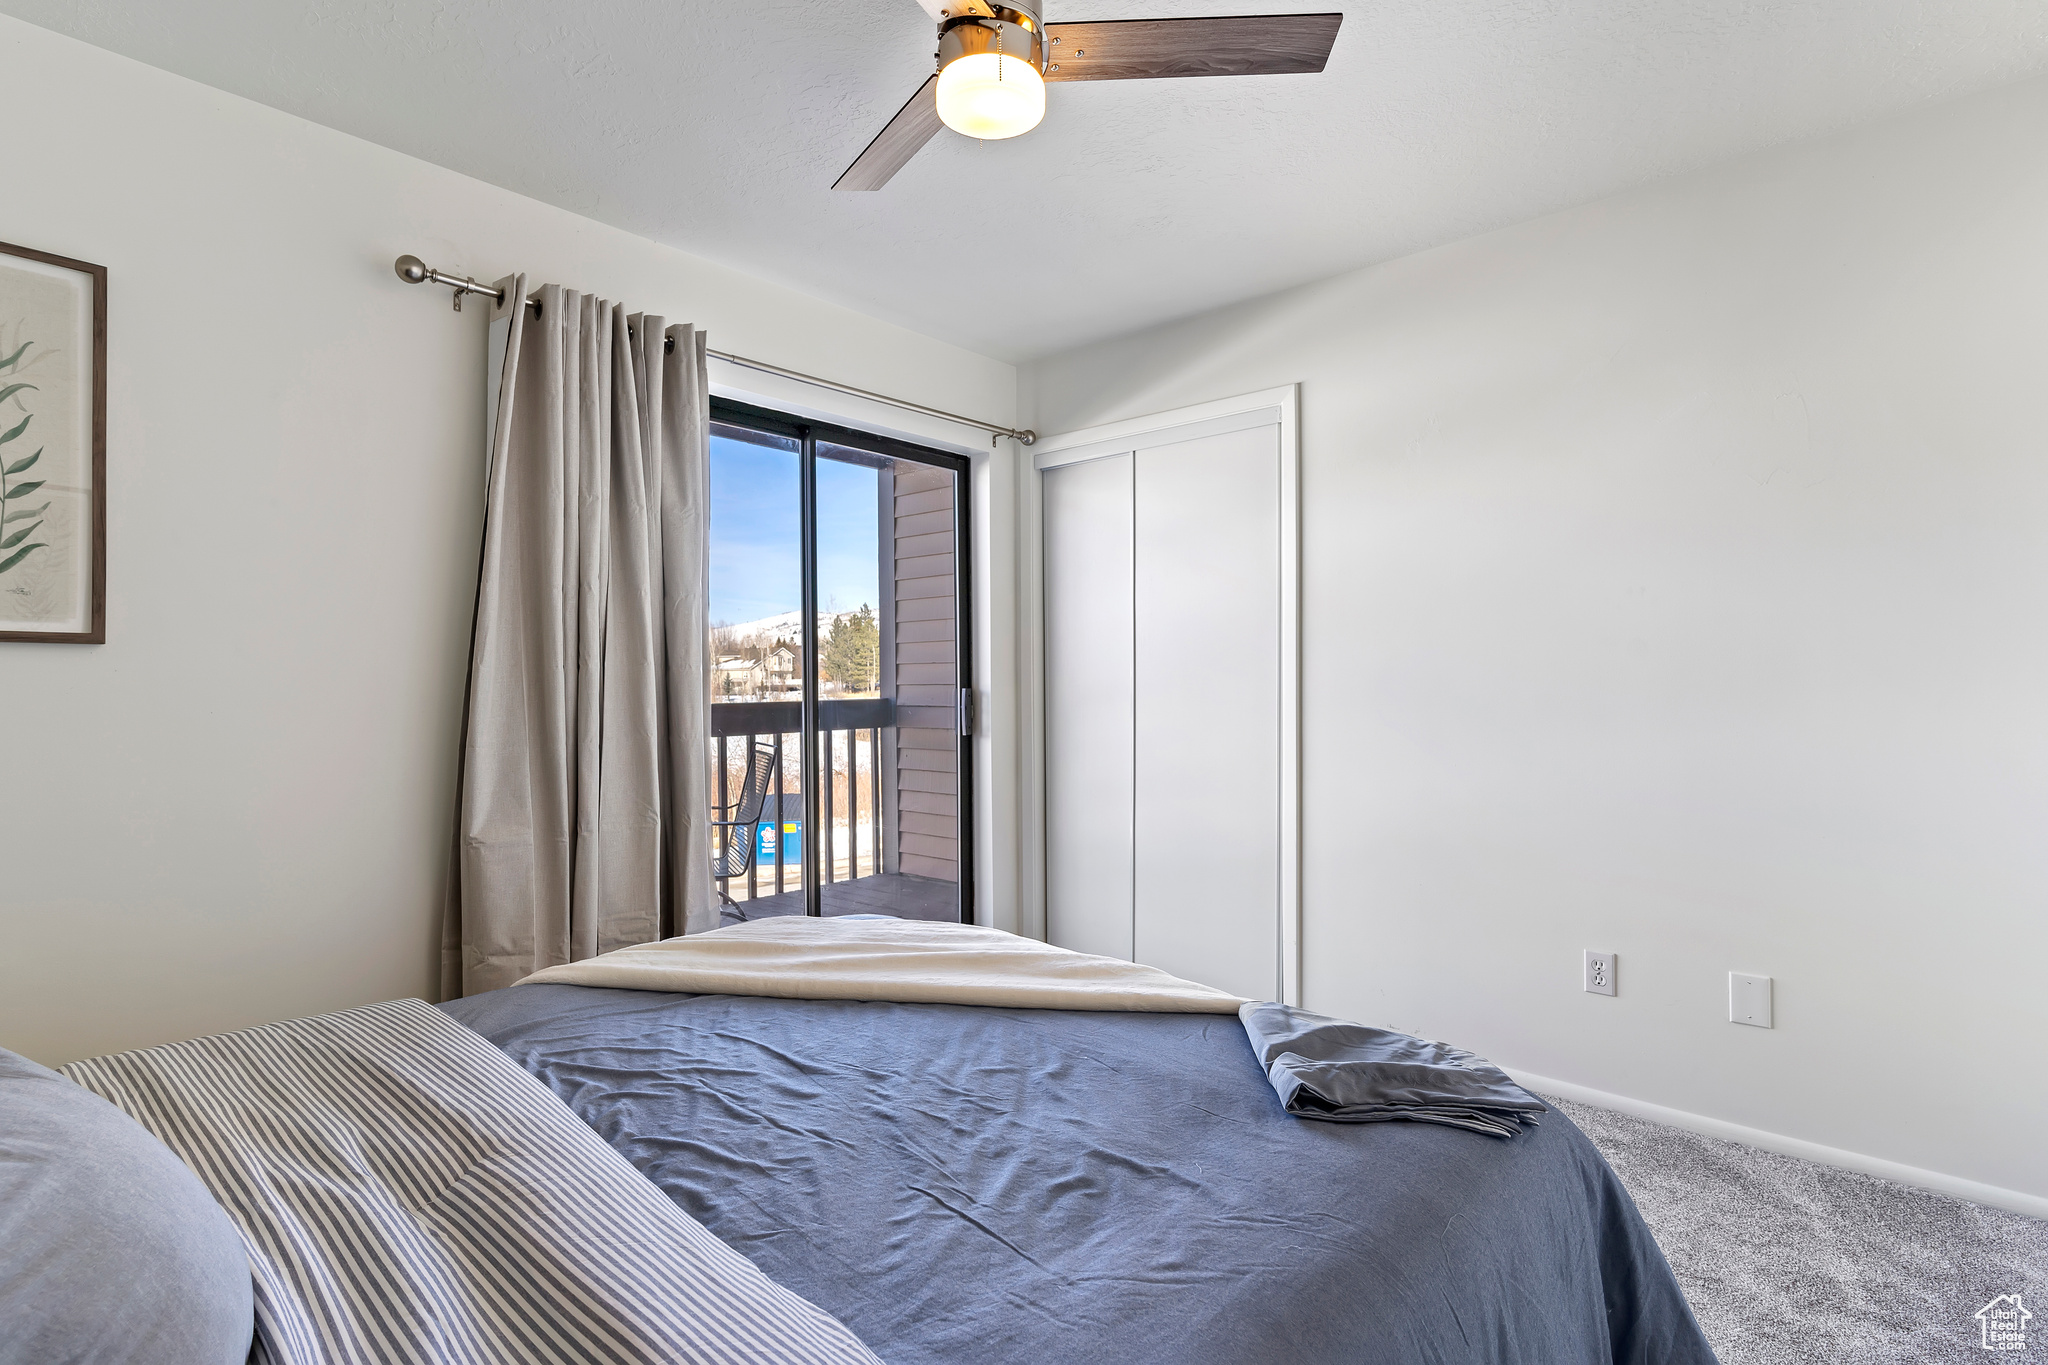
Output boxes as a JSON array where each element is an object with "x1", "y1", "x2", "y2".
[{"x1": 0, "y1": 239, "x2": 105, "y2": 644}]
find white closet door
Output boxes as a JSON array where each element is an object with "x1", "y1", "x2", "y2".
[
  {"x1": 1133, "y1": 426, "x2": 1281, "y2": 1002},
  {"x1": 1043, "y1": 453, "x2": 1135, "y2": 962},
  {"x1": 1041, "y1": 419, "x2": 1284, "y2": 1003}
]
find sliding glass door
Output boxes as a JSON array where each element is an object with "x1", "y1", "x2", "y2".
[{"x1": 707, "y1": 400, "x2": 972, "y2": 924}]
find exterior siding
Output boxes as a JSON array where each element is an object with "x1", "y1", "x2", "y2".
[{"x1": 888, "y1": 463, "x2": 960, "y2": 882}]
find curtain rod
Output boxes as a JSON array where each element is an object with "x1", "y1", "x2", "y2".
[{"x1": 394, "y1": 256, "x2": 1035, "y2": 445}]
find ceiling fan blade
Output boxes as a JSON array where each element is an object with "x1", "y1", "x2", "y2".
[
  {"x1": 910, "y1": 0, "x2": 1004, "y2": 16},
  {"x1": 833, "y1": 76, "x2": 944, "y2": 191},
  {"x1": 1042, "y1": 14, "x2": 1342, "y2": 82}
]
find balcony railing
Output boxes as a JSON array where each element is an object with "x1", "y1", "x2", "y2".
[{"x1": 711, "y1": 699, "x2": 893, "y2": 903}]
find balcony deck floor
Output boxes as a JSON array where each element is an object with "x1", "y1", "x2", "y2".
[{"x1": 719, "y1": 871, "x2": 962, "y2": 927}]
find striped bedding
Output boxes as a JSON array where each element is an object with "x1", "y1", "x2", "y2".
[{"x1": 62, "y1": 998, "x2": 882, "y2": 1365}]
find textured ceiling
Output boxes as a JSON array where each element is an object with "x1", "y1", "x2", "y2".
[{"x1": 11, "y1": 0, "x2": 2048, "y2": 360}]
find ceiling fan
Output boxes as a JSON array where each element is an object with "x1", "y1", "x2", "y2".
[{"x1": 834, "y1": 2, "x2": 1344, "y2": 190}]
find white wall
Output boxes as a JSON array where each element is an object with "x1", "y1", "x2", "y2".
[
  {"x1": 1022, "y1": 75, "x2": 2048, "y2": 1206},
  {"x1": 0, "y1": 14, "x2": 1014, "y2": 1066}
]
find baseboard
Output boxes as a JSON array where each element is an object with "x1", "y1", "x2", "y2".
[{"x1": 1505, "y1": 1067, "x2": 2048, "y2": 1222}]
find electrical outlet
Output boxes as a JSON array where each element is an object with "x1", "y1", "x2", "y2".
[
  {"x1": 1584, "y1": 950, "x2": 1617, "y2": 997},
  {"x1": 1729, "y1": 972, "x2": 1772, "y2": 1028}
]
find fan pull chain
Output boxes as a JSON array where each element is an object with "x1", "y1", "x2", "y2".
[{"x1": 989, "y1": 24, "x2": 1004, "y2": 146}]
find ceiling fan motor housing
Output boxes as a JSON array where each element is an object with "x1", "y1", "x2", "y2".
[{"x1": 937, "y1": 4, "x2": 1046, "y2": 77}]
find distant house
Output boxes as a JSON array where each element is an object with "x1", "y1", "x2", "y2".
[
  {"x1": 714, "y1": 656, "x2": 766, "y2": 696},
  {"x1": 715, "y1": 645, "x2": 800, "y2": 699}
]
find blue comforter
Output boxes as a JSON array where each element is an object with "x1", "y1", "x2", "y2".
[{"x1": 443, "y1": 985, "x2": 1716, "y2": 1365}]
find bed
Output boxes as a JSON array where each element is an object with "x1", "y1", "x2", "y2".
[
  {"x1": 19, "y1": 918, "x2": 1718, "y2": 1365},
  {"x1": 442, "y1": 966, "x2": 1716, "y2": 1364}
]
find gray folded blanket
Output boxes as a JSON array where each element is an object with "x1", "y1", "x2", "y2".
[{"x1": 1239, "y1": 1002, "x2": 1547, "y2": 1137}]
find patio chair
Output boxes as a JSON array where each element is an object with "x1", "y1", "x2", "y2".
[{"x1": 711, "y1": 743, "x2": 777, "y2": 916}]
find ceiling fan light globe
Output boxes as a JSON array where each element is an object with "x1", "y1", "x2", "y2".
[{"x1": 936, "y1": 52, "x2": 1045, "y2": 140}]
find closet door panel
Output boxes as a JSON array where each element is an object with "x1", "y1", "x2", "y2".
[
  {"x1": 1132, "y1": 425, "x2": 1281, "y2": 1001},
  {"x1": 1043, "y1": 453, "x2": 1136, "y2": 962}
]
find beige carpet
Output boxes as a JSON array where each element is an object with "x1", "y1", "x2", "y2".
[{"x1": 1549, "y1": 1097, "x2": 2047, "y2": 1364}]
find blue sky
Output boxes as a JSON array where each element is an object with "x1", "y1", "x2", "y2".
[{"x1": 709, "y1": 433, "x2": 883, "y2": 625}]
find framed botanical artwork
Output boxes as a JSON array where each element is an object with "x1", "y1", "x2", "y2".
[{"x1": 0, "y1": 240, "x2": 105, "y2": 643}]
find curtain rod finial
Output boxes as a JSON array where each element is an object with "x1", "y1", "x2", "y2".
[{"x1": 394, "y1": 254, "x2": 428, "y2": 284}]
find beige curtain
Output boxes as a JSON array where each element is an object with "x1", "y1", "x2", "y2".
[{"x1": 441, "y1": 276, "x2": 716, "y2": 999}]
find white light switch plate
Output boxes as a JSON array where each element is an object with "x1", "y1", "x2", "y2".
[
  {"x1": 1584, "y1": 950, "x2": 1616, "y2": 996},
  {"x1": 1729, "y1": 972, "x2": 1772, "y2": 1028}
]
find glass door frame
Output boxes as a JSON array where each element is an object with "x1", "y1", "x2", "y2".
[{"x1": 710, "y1": 397, "x2": 976, "y2": 923}]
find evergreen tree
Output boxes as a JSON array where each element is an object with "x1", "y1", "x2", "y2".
[{"x1": 820, "y1": 604, "x2": 880, "y2": 694}]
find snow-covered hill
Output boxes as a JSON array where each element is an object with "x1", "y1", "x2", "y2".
[{"x1": 717, "y1": 608, "x2": 865, "y2": 641}]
